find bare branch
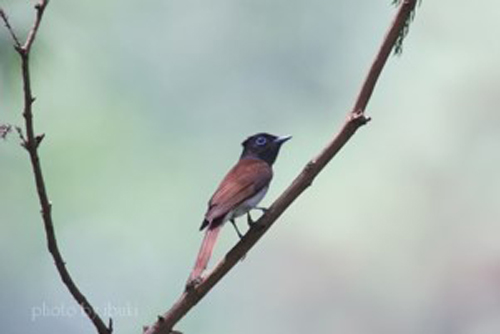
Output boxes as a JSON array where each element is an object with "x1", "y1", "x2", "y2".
[
  {"x1": 392, "y1": 0, "x2": 421, "y2": 55},
  {"x1": 1, "y1": 1, "x2": 111, "y2": 334},
  {"x1": 22, "y1": 0, "x2": 49, "y2": 53},
  {"x1": 353, "y1": 0, "x2": 417, "y2": 113},
  {"x1": 0, "y1": 9, "x2": 22, "y2": 49},
  {"x1": 144, "y1": 1, "x2": 419, "y2": 333}
]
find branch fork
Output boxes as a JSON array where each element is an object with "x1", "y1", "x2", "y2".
[{"x1": 1, "y1": 1, "x2": 112, "y2": 334}]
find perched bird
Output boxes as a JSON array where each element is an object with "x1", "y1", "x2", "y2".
[{"x1": 187, "y1": 133, "x2": 291, "y2": 287}]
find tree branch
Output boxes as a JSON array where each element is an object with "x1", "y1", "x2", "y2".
[
  {"x1": 0, "y1": 9, "x2": 22, "y2": 49},
  {"x1": 1, "y1": 1, "x2": 112, "y2": 334},
  {"x1": 143, "y1": 1, "x2": 418, "y2": 333}
]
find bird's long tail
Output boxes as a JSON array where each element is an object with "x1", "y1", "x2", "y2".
[{"x1": 187, "y1": 224, "x2": 222, "y2": 288}]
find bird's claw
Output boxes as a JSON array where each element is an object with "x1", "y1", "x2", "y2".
[
  {"x1": 255, "y1": 207, "x2": 268, "y2": 214},
  {"x1": 185, "y1": 276, "x2": 203, "y2": 291},
  {"x1": 230, "y1": 219, "x2": 244, "y2": 239},
  {"x1": 247, "y1": 213, "x2": 255, "y2": 226},
  {"x1": 247, "y1": 207, "x2": 268, "y2": 227}
]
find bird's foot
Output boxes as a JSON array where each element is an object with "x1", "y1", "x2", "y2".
[
  {"x1": 247, "y1": 212, "x2": 255, "y2": 227},
  {"x1": 185, "y1": 276, "x2": 203, "y2": 291},
  {"x1": 230, "y1": 219, "x2": 244, "y2": 239},
  {"x1": 255, "y1": 206, "x2": 268, "y2": 214},
  {"x1": 247, "y1": 208, "x2": 268, "y2": 227}
]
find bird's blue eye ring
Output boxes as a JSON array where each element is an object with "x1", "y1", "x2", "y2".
[{"x1": 255, "y1": 136, "x2": 267, "y2": 146}]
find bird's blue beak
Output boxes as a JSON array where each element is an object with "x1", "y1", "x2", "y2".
[{"x1": 274, "y1": 135, "x2": 292, "y2": 144}]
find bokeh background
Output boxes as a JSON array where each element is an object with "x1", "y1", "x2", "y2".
[{"x1": 1, "y1": 1, "x2": 500, "y2": 334}]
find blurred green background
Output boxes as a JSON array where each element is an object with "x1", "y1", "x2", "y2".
[{"x1": 1, "y1": 1, "x2": 500, "y2": 334}]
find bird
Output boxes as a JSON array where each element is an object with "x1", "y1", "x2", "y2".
[{"x1": 186, "y1": 133, "x2": 291, "y2": 288}]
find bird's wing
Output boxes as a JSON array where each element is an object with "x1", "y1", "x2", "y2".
[{"x1": 204, "y1": 158, "x2": 272, "y2": 226}]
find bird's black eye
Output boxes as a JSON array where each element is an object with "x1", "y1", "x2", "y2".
[{"x1": 255, "y1": 136, "x2": 267, "y2": 146}]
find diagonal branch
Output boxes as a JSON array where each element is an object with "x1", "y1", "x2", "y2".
[
  {"x1": 22, "y1": 0, "x2": 48, "y2": 53},
  {"x1": 143, "y1": 1, "x2": 418, "y2": 333},
  {"x1": 1, "y1": 1, "x2": 112, "y2": 334},
  {"x1": 0, "y1": 9, "x2": 22, "y2": 48}
]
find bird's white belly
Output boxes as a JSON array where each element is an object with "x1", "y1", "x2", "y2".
[{"x1": 225, "y1": 186, "x2": 268, "y2": 222}]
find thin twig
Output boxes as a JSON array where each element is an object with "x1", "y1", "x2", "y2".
[
  {"x1": 0, "y1": 124, "x2": 13, "y2": 139},
  {"x1": 1, "y1": 1, "x2": 112, "y2": 334},
  {"x1": 143, "y1": 1, "x2": 418, "y2": 333},
  {"x1": 0, "y1": 9, "x2": 22, "y2": 48},
  {"x1": 22, "y1": 0, "x2": 48, "y2": 53}
]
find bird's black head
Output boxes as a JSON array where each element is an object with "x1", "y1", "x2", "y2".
[{"x1": 240, "y1": 133, "x2": 292, "y2": 165}]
